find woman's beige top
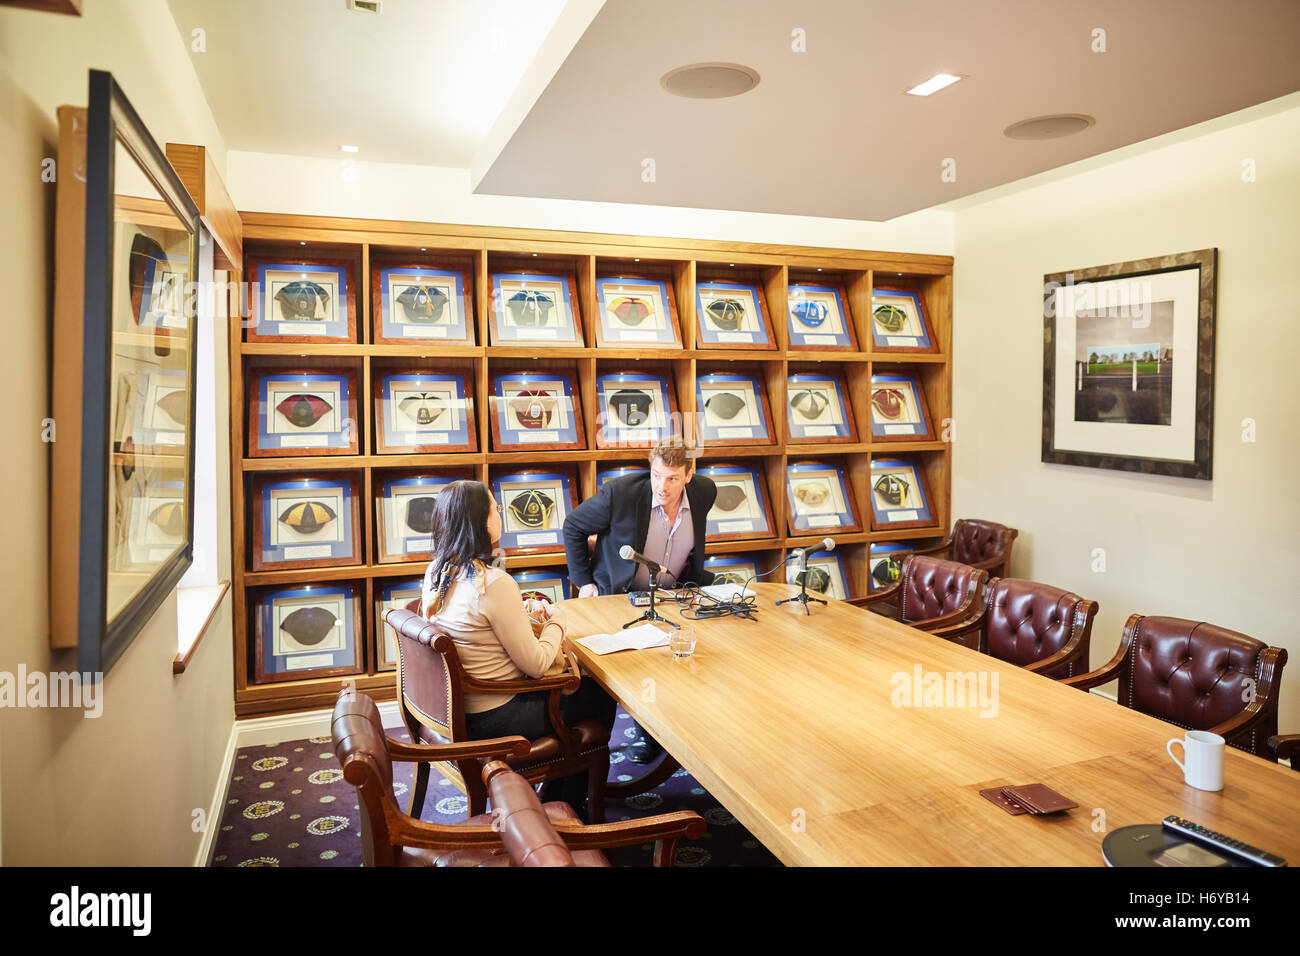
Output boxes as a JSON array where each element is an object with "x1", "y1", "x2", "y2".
[{"x1": 421, "y1": 562, "x2": 566, "y2": 714}]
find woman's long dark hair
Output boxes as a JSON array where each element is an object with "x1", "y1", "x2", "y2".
[{"x1": 424, "y1": 480, "x2": 494, "y2": 614}]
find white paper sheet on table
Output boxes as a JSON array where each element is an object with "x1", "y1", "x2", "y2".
[
  {"x1": 574, "y1": 622, "x2": 671, "y2": 655},
  {"x1": 699, "y1": 583, "x2": 754, "y2": 602}
]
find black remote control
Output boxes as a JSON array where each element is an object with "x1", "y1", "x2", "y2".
[{"x1": 1162, "y1": 815, "x2": 1287, "y2": 867}]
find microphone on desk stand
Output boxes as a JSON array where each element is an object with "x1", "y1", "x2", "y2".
[
  {"x1": 619, "y1": 545, "x2": 678, "y2": 631},
  {"x1": 775, "y1": 537, "x2": 836, "y2": 615}
]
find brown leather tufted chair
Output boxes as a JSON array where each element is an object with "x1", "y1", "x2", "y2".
[
  {"x1": 1267, "y1": 736, "x2": 1299, "y2": 771},
  {"x1": 385, "y1": 605, "x2": 611, "y2": 824},
  {"x1": 942, "y1": 578, "x2": 1099, "y2": 678},
  {"x1": 851, "y1": 554, "x2": 987, "y2": 636},
  {"x1": 1063, "y1": 615, "x2": 1288, "y2": 759},
  {"x1": 331, "y1": 686, "x2": 704, "y2": 866},
  {"x1": 914, "y1": 518, "x2": 1019, "y2": 579}
]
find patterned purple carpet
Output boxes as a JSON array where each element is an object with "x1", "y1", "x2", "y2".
[{"x1": 210, "y1": 707, "x2": 781, "y2": 867}]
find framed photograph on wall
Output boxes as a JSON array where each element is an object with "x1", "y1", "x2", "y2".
[
  {"x1": 254, "y1": 583, "x2": 363, "y2": 684},
  {"x1": 375, "y1": 577, "x2": 423, "y2": 671},
  {"x1": 511, "y1": 569, "x2": 571, "y2": 604},
  {"x1": 489, "y1": 271, "x2": 584, "y2": 346},
  {"x1": 787, "y1": 550, "x2": 849, "y2": 600},
  {"x1": 248, "y1": 368, "x2": 359, "y2": 457},
  {"x1": 695, "y1": 280, "x2": 777, "y2": 350},
  {"x1": 594, "y1": 275, "x2": 682, "y2": 349},
  {"x1": 595, "y1": 371, "x2": 678, "y2": 448},
  {"x1": 787, "y1": 371, "x2": 857, "y2": 443},
  {"x1": 372, "y1": 261, "x2": 474, "y2": 345},
  {"x1": 697, "y1": 463, "x2": 775, "y2": 542},
  {"x1": 490, "y1": 370, "x2": 585, "y2": 451},
  {"x1": 870, "y1": 373, "x2": 935, "y2": 441},
  {"x1": 375, "y1": 471, "x2": 470, "y2": 564},
  {"x1": 246, "y1": 256, "x2": 357, "y2": 343},
  {"x1": 868, "y1": 458, "x2": 935, "y2": 531},
  {"x1": 703, "y1": 554, "x2": 761, "y2": 587},
  {"x1": 374, "y1": 369, "x2": 476, "y2": 455},
  {"x1": 251, "y1": 474, "x2": 362, "y2": 571},
  {"x1": 786, "y1": 461, "x2": 861, "y2": 535},
  {"x1": 869, "y1": 287, "x2": 936, "y2": 353},
  {"x1": 492, "y1": 469, "x2": 578, "y2": 555},
  {"x1": 1042, "y1": 248, "x2": 1217, "y2": 480},
  {"x1": 696, "y1": 373, "x2": 775, "y2": 446},
  {"x1": 787, "y1": 283, "x2": 857, "y2": 350}
]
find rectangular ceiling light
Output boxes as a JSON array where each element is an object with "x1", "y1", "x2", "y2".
[{"x1": 906, "y1": 73, "x2": 962, "y2": 96}]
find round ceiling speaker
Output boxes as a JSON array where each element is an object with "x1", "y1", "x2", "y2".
[
  {"x1": 1003, "y1": 114, "x2": 1095, "y2": 141},
  {"x1": 660, "y1": 63, "x2": 760, "y2": 99}
]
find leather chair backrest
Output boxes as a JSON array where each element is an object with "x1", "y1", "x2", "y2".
[
  {"x1": 331, "y1": 688, "x2": 395, "y2": 866},
  {"x1": 1123, "y1": 616, "x2": 1264, "y2": 737},
  {"x1": 985, "y1": 579, "x2": 1089, "y2": 669},
  {"x1": 385, "y1": 608, "x2": 456, "y2": 741},
  {"x1": 484, "y1": 762, "x2": 576, "y2": 867},
  {"x1": 900, "y1": 555, "x2": 982, "y2": 624},
  {"x1": 950, "y1": 518, "x2": 1015, "y2": 567}
]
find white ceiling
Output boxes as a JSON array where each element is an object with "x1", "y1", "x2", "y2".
[{"x1": 169, "y1": 0, "x2": 1300, "y2": 221}]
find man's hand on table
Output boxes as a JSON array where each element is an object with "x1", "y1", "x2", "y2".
[{"x1": 578, "y1": 583, "x2": 599, "y2": 599}]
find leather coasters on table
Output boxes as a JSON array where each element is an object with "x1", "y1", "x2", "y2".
[{"x1": 981, "y1": 784, "x2": 1077, "y2": 816}]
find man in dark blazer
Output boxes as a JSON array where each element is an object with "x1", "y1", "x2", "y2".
[{"x1": 563, "y1": 438, "x2": 715, "y2": 761}]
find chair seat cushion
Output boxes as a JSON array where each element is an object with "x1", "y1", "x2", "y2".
[{"x1": 399, "y1": 801, "x2": 609, "y2": 867}]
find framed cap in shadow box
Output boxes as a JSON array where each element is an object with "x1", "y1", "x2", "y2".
[
  {"x1": 785, "y1": 461, "x2": 861, "y2": 535},
  {"x1": 870, "y1": 373, "x2": 934, "y2": 441},
  {"x1": 511, "y1": 569, "x2": 571, "y2": 604},
  {"x1": 868, "y1": 287, "x2": 936, "y2": 353},
  {"x1": 251, "y1": 473, "x2": 362, "y2": 571},
  {"x1": 245, "y1": 255, "x2": 357, "y2": 343},
  {"x1": 869, "y1": 541, "x2": 916, "y2": 593},
  {"x1": 788, "y1": 550, "x2": 850, "y2": 600},
  {"x1": 374, "y1": 577, "x2": 422, "y2": 672},
  {"x1": 490, "y1": 271, "x2": 584, "y2": 347},
  {"x1": 490, "y1": 370, "x2": 585, "y2": 451},
  {"x1": 595, "y1": 371, "x2": 679, "y2": 449},
  {"x1": 697, "y1": 463, "x2": 775, "y2": 542},
  {"x1": 254, "y1": 583, "x2": 363, "y2": 684},
  {"x1": 374, "y1": 470, "x2": 472, "y2": 564},
  {"x1": 492, "y1": 469, "x2": 578, "y2": 555},
  {"x1": 372, "y1": 261, "x2": 474, "y2": 345},
  {"x1": 695, "y1": 373, "x2": 775, "y2": 447},
  {"x1": 868, "y1": 458, "x2": 935, "y2": 531},
  {"x1": 117, "y1": 479, "x2": 186, "y2": 572},
  {"x1": 597, "y1": 464, "x2": 649, "y2": 488},
  {"x1": 695, "y1": 280, "x2": 777, "y2": 350},
  {"x1": 248, "y1": 368, "x2": 359, "y2": 457},
  {"x1": 787, "y1": 371, "x2": 857, "y2": 444},
  {"x1": 703, "y1": 554, "x2": 761, "y2": 586},
  {"x1": 373, "y1": 369, "x2": 476, "y2": 454},
  {"x1": 594, "y1": 275, "x2": 683, "y2": 349},
  {"x1": 787, "y1": 283, "x2": 857, "y2": 350},
  {"x1": 124, "y1": 366, "x2": 189, "y2": 454}
]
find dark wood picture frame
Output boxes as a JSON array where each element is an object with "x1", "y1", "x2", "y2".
[
  {"x1": 868, "y1": 286, "x2": 938, "y2": 354},
  {"x1": 370, "y1": 257, "x2": 476, "y2": 346},
  {"x1": 869, "y1": 372, "x2": 936, "y2": 443},
  {"x1": 253, "y1": 582, "x2": 365, "y2": 684},
  {"x1": 785, "y1": 460, "x2": 863, "y2": 536},
  {"x1": 250, "y1": 471, "x2": 363, "y2": 571},
  {"x1": 696, "y1": 372, "x2": 777, "y2": 448},
  {"x1": 695, "y1": 280, "x2": 778, "y2": 351},
  {"x1": 786, "y1": 282, "x2": 859, "y2": 352},
  {"x1": 491, "y1": 467, "x2": 580, "y2": 556},
  {"x1": 247, "y1": 366, "x2": 360, "y2": 458},
  {"x1": 698, "y1": 463, "x2": 777, "y2": 542},
  {"x1": 787, "y1": 370, "x2": 859, "y2": 444},
  {"x1": 867, "y1": 458, "x2": 936, "y2": 532},
  {"x1": 594, "y1": 371, "x2": 681, "y2": 450},
  {"x1": 489, "y1": 269, "x2": 585, "y2": 347},
  {"x1": 373, "y1": 468, "x2": 473, "y2": 564},
  {"x1": 372, "y1": 368, "x2": 477, "y2": 455},
  {"x1": 245, "y1": 254, "x2": 359, "y2": 344},
  {"x1": 489, "y1": 368, "x2": 587, "y2": 452},
  {"x1": 593, "y1": 273, "x2": 684, "y2": 350},
  {"x1": 1042, "y1": 248, "x2": 1217, "y2": 480}
]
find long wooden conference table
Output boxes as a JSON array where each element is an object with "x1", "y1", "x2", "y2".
[{"x1": 563, "y1": 583, "x2": 1300, "y2": 866}]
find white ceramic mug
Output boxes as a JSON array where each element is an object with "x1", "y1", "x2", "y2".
[{"x1": 1166, "y1": 730, "x2": 1225, "y2": 791}]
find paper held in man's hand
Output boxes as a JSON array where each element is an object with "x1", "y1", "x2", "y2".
[{"x1": 574, "y1": 622, "x2": 671, "y2": 655}]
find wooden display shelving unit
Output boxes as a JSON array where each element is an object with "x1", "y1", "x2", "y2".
[{"x1": 231, "y1": 213, "x2": 954, "y2": 717}]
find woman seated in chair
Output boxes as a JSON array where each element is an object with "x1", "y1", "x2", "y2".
[{"x1": 420, "y1": 479, "x2": 616, "y2": 812}]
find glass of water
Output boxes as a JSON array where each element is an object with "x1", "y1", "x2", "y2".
[{"x1": 669, "y1": 624, "x2": 697, "y2": 660}]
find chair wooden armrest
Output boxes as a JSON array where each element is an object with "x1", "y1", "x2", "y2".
[
  {"x1": 928, "y1": 604, "x2": 987, "y2": 649},
  {"x1": 1022, "y1": 644, "x2": 1083, "y2": 674},
  {"x1": 1208, "y1": 702, "x2": 1273, "y2": 750},
  {"x1": 852, "y1": 580, "x2": 902, "y2": 611},
  {"x1": 385, "y1": 816, "x2": 503, "y2": 851},
  {"x1": 911, "y1": 539, "x2": 950, "y2": 557},
  {"x1": 1060, "y1": 632, "x2": 1132, "y2": 691},
  {"x1": 911, "y1": 602, "x2": 981, "y2": 634},
  {"x1": 551, "y1": 811, "x2": 707, "y2": 867},
  {"x1": 1267, "y1": 735, "x2": 1300, "y2": 766},
  {"x1": 384, "y1": 735, "x2": 532, "y2": 763},
  {"x1": 460, "y1": 669, "x2": 581, "y2": 695}
]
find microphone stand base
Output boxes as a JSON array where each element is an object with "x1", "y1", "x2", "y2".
[{"x1": 775, "y1": 583, "x2": 828, "y2": 616}]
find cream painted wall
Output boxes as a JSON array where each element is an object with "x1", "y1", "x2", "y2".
[
  {"x1": 226, "y1": 150, "x2": 955, "y2": 255},
  {"x1": 0, "y1": 1, "x2": 233, "y2": 864},
  {"x1": 952, "y1": 102, "x2": 1300, "y2": 735}
]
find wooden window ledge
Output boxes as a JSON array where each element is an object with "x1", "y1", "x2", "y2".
[{"x1": 174, "y1": 581, "x2": 231, "y2": 675}]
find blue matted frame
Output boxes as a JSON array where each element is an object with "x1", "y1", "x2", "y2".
[
  {"x1": 786, "y1": 460, "x2": 861, "y2": 534},
  {"x1": 696, "y1": 372, "x2": 775, "y2": 445},
  {"x1": 789, "y1": 550, "x2": 850, "y2": 600},
  {"x1": 254, "y1": 370, "x2": 356, "y2": 455},
  {"x1": 254, "y1": 476, "x2": 359, "y2": 570},
  {"x1": 597, "y1": 464, "x2": 649, "y2": 488},
  {"x1": 491, "y1": 370, "x2": 585, "y2": 450},
  {"x1": 787, "y1": 371, "x2": 856, "y2": 442},
  {"x1": 490, "y1": 271, "x2": 583, "y2": 345},
  {"x1": 512, "y1": 569, "x2": 572, "y2": 603},
  {"x1": 869, "y1": 287, "x2": 936, "y2": 352},
  {"x1": 255, "y1": 583, "x2": 362, "y2": 682},
  {"x1": 492, "y1": 470, "x2": 576, "y2": 554},
  {"x1": 594, "y1": 274, "x2": 682, "y2": 348},
  {"x1": 697, "y1": 463, "x2": 774, "y2": 541},
  {"x1": 868, "y1": 458, "x2": 936, "y2": 530},
  {"x1": 695, "y1": 279, "x2": 776, "y2": 349},
  {"x1": 870, "y1": 372, "x2": 934, "y2": 441},
  {"x1": 251, "y1": 260, "x2": 352, "y2": 340},
  {"x1": 787, "y1": 283, "x2": 855, "y2": 349},
  {"x1": 869, "y1": 541, "x2": 915, "y2": 593},
  {"x1": 375, "y1": 472, "x2": 464, "y2": 563},
  {"x1": 703, "y1": 554, "x2": 761, "y2": 585},
  {"x1": 376, "y1": 370, "x2": 475, "y2": 454},
  {"x1": 595, "y1": 371, "x2": 677, "y2": 448},
  {"x1": 377, "y1": 266, "x2": 470, "y2": 343}
]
